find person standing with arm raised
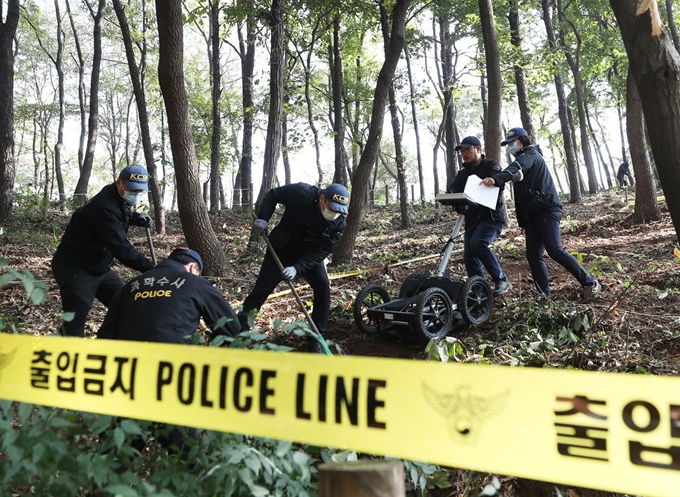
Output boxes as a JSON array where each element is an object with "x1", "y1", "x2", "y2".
[{"x1": 481, "y1": 128, "x2": 601, "y2": 298}]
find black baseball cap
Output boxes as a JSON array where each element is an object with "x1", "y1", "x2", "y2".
[
  {"x1": 322, "y1": 183, "x2": 350, "y2": 214},
  {"x1": 168, "y1": 248, "x2": 204, "y2": 272},
  {"x1": 454, "y1": 136, "x2": 482, "y2": 151},
  {"x1": 119, "y1": 164, "x2": 149, "y2": 190},
  {"x1": 501, "y1": 127, "x2": 528, "y2": 146}
]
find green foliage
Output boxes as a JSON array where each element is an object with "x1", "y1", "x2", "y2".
[
  {"x1": 0, "y1": 400, "x2": 321, "y2": 496},
  {"x1": 570, "y1": 252, "x2": 624, "y2": 276},
  {"x1": 0, "y1": 258, "x2": 48, "y2": 332},
  {"x1": 425, "y1": 336, "x2": 465, "y2": 363}
]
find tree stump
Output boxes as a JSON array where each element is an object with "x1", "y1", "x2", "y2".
[{"x1": 318, "y1": 460, "x2": 405, "y2": 497}]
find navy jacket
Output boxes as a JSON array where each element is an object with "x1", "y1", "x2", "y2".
[
  {"x1": 447, "y1": 156, "x2": 506, "y2": 229},
  {"x1": 489, "y1": 145, "x2": 561, "y2": 227},
  {"x1": 258, "y1": 183, "x2": 346, "y2": 274},
  {"x1": 52, "y1": 183, "x2": 154, "y2": 275},
  {"x1": 98, "y1": 259, "x2": 240, "y2": 343}
]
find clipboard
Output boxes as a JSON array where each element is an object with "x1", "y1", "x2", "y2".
[{"x1": 463, "y1": 174, "x2": 499, "y2": 209}]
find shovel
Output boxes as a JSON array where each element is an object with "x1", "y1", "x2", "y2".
[
  {"x1": 145, "y1": 225, "x2": 157, "y2": 265},
  {"x1": 260, "y1": 231, "x2": 332, "y2": 356}
]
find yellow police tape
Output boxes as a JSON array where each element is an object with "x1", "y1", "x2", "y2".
[{"x1": 1, "y1": 333, "x2": 678, "y2": 497}]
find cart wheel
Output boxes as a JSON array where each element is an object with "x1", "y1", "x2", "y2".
[
  {"x1": 353, "y1": 284, "x2": 391, "y2": 335},
  {"x1": 413, "y1": 287, "x2": 454, "y2": 342},
  {"x1": 458, "y1": 275, "x2": 493, "y2": 325}
]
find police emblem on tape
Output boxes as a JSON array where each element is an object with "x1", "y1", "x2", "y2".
[{"x1": 423, "y1": 384, "x2": 508, "y2": 443}]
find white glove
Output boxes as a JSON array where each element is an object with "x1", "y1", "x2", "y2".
[
  {"x1": 281, "y1": 266, "x2": 297, "y2": 281},
  {"x1": 252, "y1": 218, "x2": 268, "y2": 235}
]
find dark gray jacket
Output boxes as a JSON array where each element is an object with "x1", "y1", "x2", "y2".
[{"x1": 489, "y1": 145, "x2": 561, "y2": 227}]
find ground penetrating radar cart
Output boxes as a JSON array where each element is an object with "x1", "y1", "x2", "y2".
[{"x1": 353, "y1": 193, "x2": 494, "y2": 343}]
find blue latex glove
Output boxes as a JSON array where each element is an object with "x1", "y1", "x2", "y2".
[
  {"x1": 253, "y1": 218, "x2": 268, "y2": 235},
  {"x1": 281, "y1": 266, "x2": 297, "y2": 281}
]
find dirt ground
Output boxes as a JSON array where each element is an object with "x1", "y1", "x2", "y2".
[
  {"x1": 3, "y1": 188, "x2": 680, "y2": 374},
  {"x1": 2, "y1": 188, "x2": 679, "y2": 496}
]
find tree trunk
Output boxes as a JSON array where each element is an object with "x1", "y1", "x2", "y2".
[
  {"x1": 51, "y1": 0, "x2": 66, "y2": 203},
  {"x1": 542, "y1": 0, "x2": 581, "y2": 203},
  {"x1": 592, "y1": 109, "x2": 617, "y2": 189},
  {"x1": 209, "y1": 0, "x2": 222, "y2": 212},
  {"x1": 330, "y1": 15, "x2": 348, "y2": 186},
  {"x1": 586, "y1": 110, "x2": 613, "y2": 189},
  {"x1": 155, "y1": 0, "x2": 229, "y2": 275},
  {"x1": 64, "y1": 0, "x2": 86, "y2": 172},
  {"x1": 664, "y1": 0, "x2": 680, "y2": 54},
  {"x1": 72, "y1": 0, "x2": 105, "y2": 205},
  {"x1": 255, "y1": 0, "x2": 285, "y2": 212},
  {"x1": 236, "y1": 16, "x2": 256, "y2": 207},
  {"x1": 113, "y1": 0, "x2": 166, "y2": 234},
  {"x1": 557, "y1": 1, "x2": 598, "y2": 194},
  {"x1": 479, "y1": 0, "x2": 503, "y2": 161},
  {"x1": 379, "y1": 4, "x2": 409, "y2": 227},
  {"x1": 282, "y1": 91, "x2": 291, "y2": 184},
  {"x1": 610, "y1": 0, "x2": 680, "y2": 241},
  {"x1": 439, "y1": 16, "x2": 456, "y2": 186},
  {"x1": 507, "y1": 7, "x2": 535, "y2": 137},
  {"x1": 301, "y1": 30, "x2": 324, "y2": 185},
  {"x1": 404, "y1": 47, "x2": 425, "y2": 203},
  {"x1": 351, "y1": 47, "x2": 365, "y2": 180},
  {"x1": 333, "y1": 0, "x2": 411, "y2": 265},
  {"x1": 626, "y1": 67, "x2": 660, "y2": 223},
  {"x1": 0, "y1": 0, "x2": 19, "y2": 222}
]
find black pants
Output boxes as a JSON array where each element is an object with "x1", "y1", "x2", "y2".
[
  {"x1": 240, "y1": 252, "x2": 331, "y2": 333},
  {"x1": 51, "y1": 263, "x2": 124, "y2": 336},
  {"x1": 524, "y1": 210, "x2": 594, "y2": 296}
]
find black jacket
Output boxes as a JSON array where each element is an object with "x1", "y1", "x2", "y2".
[
  {"x1": 447, "y1": 156, "x2": 506, "y2": 229},
  {"x1": 98, "y1": 259, "x2": 240, "y2": 343},
  {"x1": 52, "y1": 184, "x2": 154, "y2": 275},
  {"x1": 490, "y1": 145, "x2": 561, "y2": 227},
  {"x1": 258, "y1": 183, "x2": 346, "y2": 273}
]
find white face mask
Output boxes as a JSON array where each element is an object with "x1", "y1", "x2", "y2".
[
  {"x1": 123, "y1": 191, "x2": 144, "y2": 205},
  {"x1": 507, "y1": 142, "x2": 521, "y2": 156},
  {"x1": 322, "y1": 206, "x2": 340, "y2": 221}
]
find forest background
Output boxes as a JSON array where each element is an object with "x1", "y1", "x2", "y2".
[{"x1": 2, "y1": 0, "x2": 680, "y2": 496}]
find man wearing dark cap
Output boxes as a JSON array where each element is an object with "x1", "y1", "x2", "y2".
[
  {"x1": 51, "y1": 164, "x2": 156, "y2": 336},
  {"x1": 447, "y1": 136, "x2": 511, "y2": 295},
  {"x1": 482, "y1": 127, "x2": 600, "y2": 298},
  {"x1": 99, "y1": 248, "x2": 240, "y2": 342},
  {"x1": 617, "y1": 161, "x2": 634, "y2": 187},
  {"x1": 240, "y1": 182, "x2": 350, "y2": 352}
]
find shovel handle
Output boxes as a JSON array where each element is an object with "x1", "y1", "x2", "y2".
[
  {"x1": 260, "y1": 231, "x2": 332, "y2": 355},
  {"x1": 145, "y1": 225, "x2": 157, "y2": 265}
]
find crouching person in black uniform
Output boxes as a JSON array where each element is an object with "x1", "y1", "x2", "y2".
[
  {"x1": 98, "y1": 248, "x2": 240, "y2": 468},
  {"x1": 239, "y1": 183, "x2": 349, "y2": 353},
  {"x1": 51, "y1": 164, "x2": 155, "y2": 337},
  {"x1": 447, "y1": 136, "x2": 511, "y2": 296},
  {"x1": 98, "y1": 248, "x2": 240, "y2": 342}
]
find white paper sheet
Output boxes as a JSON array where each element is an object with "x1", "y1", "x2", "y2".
[{"x1": 463, "y1": 174, "x2": 499, "y2": 210}]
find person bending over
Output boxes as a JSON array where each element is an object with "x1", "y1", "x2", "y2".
[
  {"x1": 239, "y1": 182, "x2": 349, "y2": 353},
  {"x1": 51, "y1": 164, "x2": 155, "y2": 337}
]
